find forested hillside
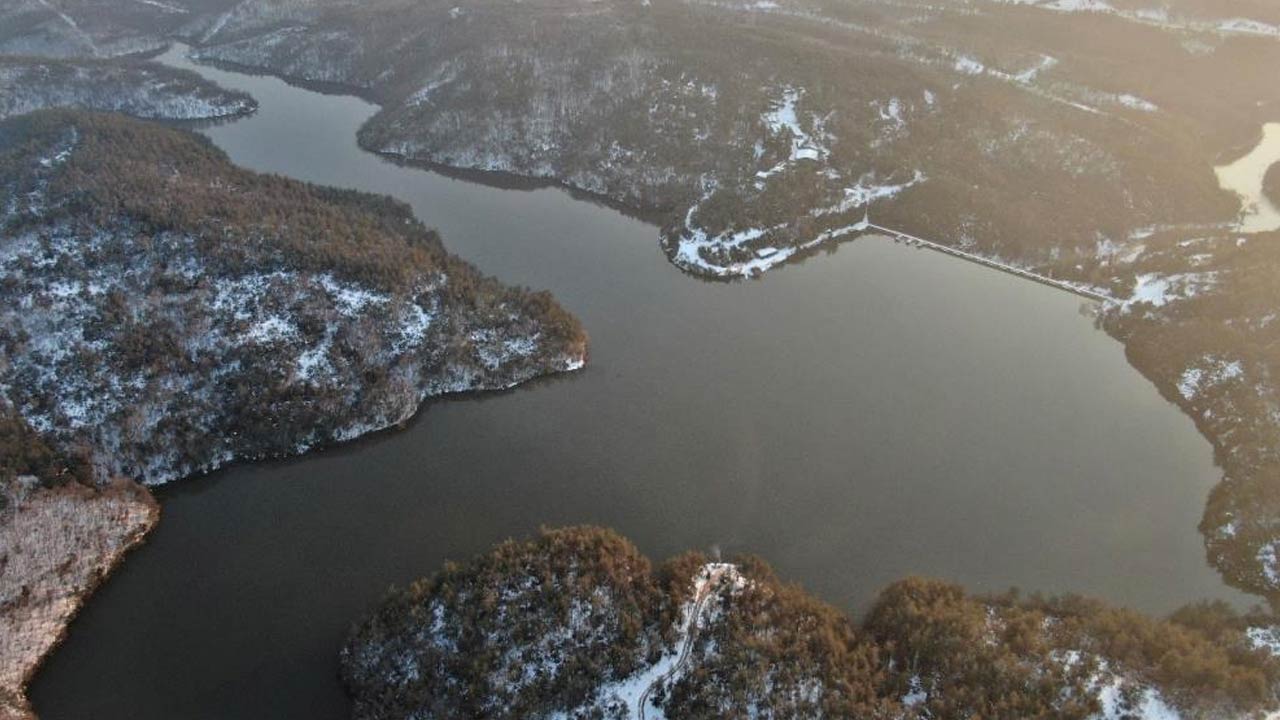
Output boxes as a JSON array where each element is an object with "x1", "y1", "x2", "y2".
[
  {"x1": 344, "y1": 527, "x2": 1280, "y2": 720},
  {"x1": 0, "y1": 109, "x2": 586, "y2": 719},
  {"x1": 0, "y1": 0, "x2": 238, "y2": 58},
  {"x1": 5, "y1": 0, "x2": 1280, "y2": 699},
  {"x1": 175, "y1": 0, "x2": 1273, "y2": 280},
  {"x1": 0, "y1": 55, "x2": 254, "y2": 121},
  {"x1": 0, "y1": 110, "x2": 586, "y2": 485}
]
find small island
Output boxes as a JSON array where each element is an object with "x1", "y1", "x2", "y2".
[{"x1": 343, "y1": 527, "x2": 1280, "y2": 720}]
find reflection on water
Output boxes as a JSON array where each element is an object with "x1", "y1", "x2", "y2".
[
  {"x1": 1216, "y1": 123, "x2": 1280, "y2": 233},
  {"x1": 27, "y1": 43, "x2": 1253, "y2": 720}
]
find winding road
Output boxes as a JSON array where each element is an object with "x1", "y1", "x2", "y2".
[{"x1": 636, "y1": 565, "x2": 732, "y2": 720}]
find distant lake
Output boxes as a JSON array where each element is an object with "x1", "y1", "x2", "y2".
[
  {"x1": 31, "y1": 45, "x2": 1250, "y2": 720},
  {"x1": 1217, "y1": 122, "x2": 1280, "y2": 233}
]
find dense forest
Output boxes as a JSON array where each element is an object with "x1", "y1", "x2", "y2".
[
  {"x1": 0, "y1": 110, "x2": 585, "y2": 485},
  {"x1": 344, "y1": 527, "x2": 1280, "y2": 720},
  {"x1": 0, "y1": 0, "x2": 231, "y2": 58},
  {"x1": 1098, "y1": 226, "x2": 1280, "y2": 602},
  {"x1": 0, "y1": 55, "x2": 255, "y2": 121},
  {"x1": 172, "y1": 0, "x2": 1268, "y2": 278},
  {"x1": 342, "y1": 528, "x2": 674, "y2": 719},
  {"x1": 5, "y1": 0, "x2": 1272, "y2": 278}
]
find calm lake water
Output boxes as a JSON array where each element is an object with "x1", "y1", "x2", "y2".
[{"x1": 31, "y1": 45, "x2": 1250, "y2": 719}]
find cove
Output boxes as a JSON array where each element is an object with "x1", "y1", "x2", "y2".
[{"x1": 29, "y1": 45, "x2": 1249, "y2": 720}]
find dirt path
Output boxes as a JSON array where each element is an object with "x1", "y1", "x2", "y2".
[{"x1": 636, "y1": 566, "x2": 729, "y2": 720}]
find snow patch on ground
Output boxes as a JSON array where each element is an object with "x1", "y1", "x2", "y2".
[
  {"x1": 1178, "y1": 357, "x2": 1244, "y2": 400},
  {"x1": 1051, "y1": 650, "x2": 1183, "y2": 720},
  {"x1": 1247, "y1": 626, "x2": 1280, "y2": 657},
  {"x1": 954, "y1": 55, "x2": 986, "y2": 75},
  {"x1": 1094, "y1": 674, "x2": 1181, "y2": 720},
  {"x1": 406, "y1": 65, "x2": 459, "y2": 107},
  {"x1": 1115, "y1": 93, "x2": 1158, "y2": 112},
  {"x1": 813, "y1": 170, "x2": 925, "y2": 217},
  {"x1": 901, "y1": 675, "x2": 928, "y2": 707},
  {"x1": 551, "y1": 563, "x2": 745, "y2": 720},
  {"x1": 995, "y1": 0, "x2": 1280, "y2": 40},
  {"x1": 1123, "y1": 272, "x2": 1217, "y2": 310},
  {"x1": 672, "y1": 84, "x2": 926, "y2": 278},
  {"x1": 1258, "y1": 543, "x2": 1280, "y2": 587},
  {"x1": 755, "y1": 86, "x2": 829, "y2": 179},
  {"x1": 1217, "y1": 18, "x2": 1280, "y2": 39},
  {"x1": 673, "y1": 178, "x2": 880, "y2": 278}
]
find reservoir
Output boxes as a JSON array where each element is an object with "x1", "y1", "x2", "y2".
[{"x1": 30, "y1": 45, "x2": 1250, "y2": 719}]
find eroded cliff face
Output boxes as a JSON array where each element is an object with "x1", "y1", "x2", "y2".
[
  {"x1": 0, "y1": 56, "x2": 256, "y2": 121},
  {"x1": 0, "y1": 110, "x2": 586, "y2": 484},
  {"x1": 0, "y1": 476, "x2": 158, "y2": 720}
]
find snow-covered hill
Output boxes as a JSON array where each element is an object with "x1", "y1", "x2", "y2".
[
  {"x1": 0, "y1": 56, "x2": 255, "y2": 121},
  {"x1": 0, "y1": 110, "x2": 587, "y2": 485}
]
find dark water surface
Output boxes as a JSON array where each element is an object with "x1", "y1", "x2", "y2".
[{"x1": 30, "y1": 45, "x2": 1250, "y2": 719}]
